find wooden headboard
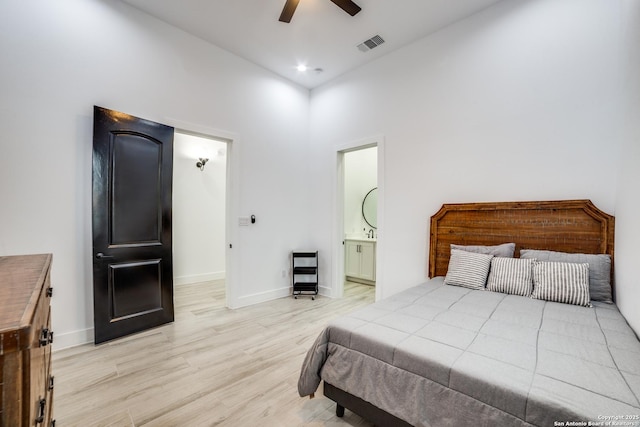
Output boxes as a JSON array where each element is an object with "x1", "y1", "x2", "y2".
[{"x1": 429, "y1": 199, "x2": 615, "y2": 280}]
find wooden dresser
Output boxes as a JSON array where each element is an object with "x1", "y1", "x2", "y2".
[{"x1": 0, "y1": 254, "x2": 55, "y2": 427}]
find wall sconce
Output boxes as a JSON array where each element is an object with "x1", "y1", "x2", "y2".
[{"x1": 196, "y1": 158, "x2": 209, "y2": 171}]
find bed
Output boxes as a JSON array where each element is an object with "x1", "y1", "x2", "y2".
[{"x1": 298, "y1": 200, "x2": 640, "y2": 427}]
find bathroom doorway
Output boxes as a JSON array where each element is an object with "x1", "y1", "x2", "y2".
[
  {"x1": 343, "y1": 147, "x2": 377, "y2": 287},
  {"x1": 334, "y1": 136, "x2": 385, "y2": 302}
]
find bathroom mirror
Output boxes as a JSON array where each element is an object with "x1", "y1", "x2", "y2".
[{"x1": 362, "y1": 187, "x2": 378, "y2": 229}]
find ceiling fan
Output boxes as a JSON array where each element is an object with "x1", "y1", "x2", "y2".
[{"x1": 279, "y1": 0, "x2": 362, "y2": 23}]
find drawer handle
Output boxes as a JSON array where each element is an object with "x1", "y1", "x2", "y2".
[
  {"x1": 39, "y1": 329, "x2": 49, "y2": 347},
  {"x1": 36, "y1": 398, "x2": 46, "y2": 424},
  {"x1": 49, "y1": 375, "x2": 55, "y2": 391},
  {"x1": 39, "y1": 328, "x2": 54, "y2": 347}
]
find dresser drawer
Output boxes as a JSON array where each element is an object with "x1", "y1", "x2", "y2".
[
  {"x1": 28, "y1": 269, "x2": 53, "y2": 426},
  {"x1": 0, "y1": 254, "x2": 54, "y2": 427}
]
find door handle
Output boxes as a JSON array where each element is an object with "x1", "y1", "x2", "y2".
[{"x1": 95, "y1": 252, "x2": 114, "y2": 259}]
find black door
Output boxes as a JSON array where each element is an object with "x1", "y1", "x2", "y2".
[{"x1": 92, "y1": 106, "x2": 174, "y2": 344}]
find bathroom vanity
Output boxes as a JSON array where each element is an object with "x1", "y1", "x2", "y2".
[{"x1": 345, "y1": 238, "x2": 376, "y2": 284}]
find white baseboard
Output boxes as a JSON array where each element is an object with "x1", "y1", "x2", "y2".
[
  {"x1": 318, "y1": 285, "x2": 333, "y2": 297},
  {"x1": 231, "y1": 284, "x2": 334, "y2": 308},
  {"x1": 231, "y1": 286, "x2": 292, "y2": 308},
  {"x1": 174, "y1": 271, "x2": 225, "y2": 286},
  {"x1": 53, "y1": 327, "x2": 94, "y2": 351},
  {"x1": 53, "y1": 279, "x2": 325, "y2": 351}
]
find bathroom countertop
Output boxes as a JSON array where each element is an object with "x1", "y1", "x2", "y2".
[{"x1": 344, "y1": 236, "x2": 377, "y2": 242}]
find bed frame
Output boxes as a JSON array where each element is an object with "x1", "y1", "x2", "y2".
[{"x1": 325, "y1": 199, "x2": 615, "y2": 426}]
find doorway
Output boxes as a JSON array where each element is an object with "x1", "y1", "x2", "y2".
[
  {"x1": 343, "y1": 147, "x2": 377, "y2": 287},
  {"x1": 173, "y1": 130, "x2": 231, "y2": 311},
  {"x1": 172, "y1": 131, "x2": 227, "y2": 288},
  {"x1": 164, "y1": 118, "x2": 240, "y2": 310},
  {"x1": 334, "y1": 136, "x2": 385, "y2": 302},
  {"x1": 91, "y1": 107, "x2": 240, "y2": 344}
]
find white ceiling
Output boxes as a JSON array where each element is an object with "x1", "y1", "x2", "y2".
[{"x1": 120, "y1": 0, "x2": 503, "y2": 89}]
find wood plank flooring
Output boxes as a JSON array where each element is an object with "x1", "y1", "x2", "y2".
[{"x1": 53, "y1": 281, "x2": 376, "y2": 426}]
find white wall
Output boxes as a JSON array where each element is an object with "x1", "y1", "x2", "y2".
[
  {"x1": 614, "y1": 0, "x2": 640, "y2": 335},
  {"x1": 309, "y1": 0, "x2": 629, "y2": 306},
  {"x1": 173, "y1": 133, "x2": 226, "y2": 285},
  {"x1": 0, "y1": 0, "x2": 311, "y2": 348},
  {"x1": 2, "y1": 0, "x2": 638, "y2": 348},
  {"x1": 344, "y1": 147, "x2": 377, "y2": 237}
]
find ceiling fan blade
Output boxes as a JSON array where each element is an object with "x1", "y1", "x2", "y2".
[
  {"x1": 329, "y1": 0, "x2": 362, "y2": 16},
  {"x1": 279, "y1": 0, "x2": 301, "y2": 23}
]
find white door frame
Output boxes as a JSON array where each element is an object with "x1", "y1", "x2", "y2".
[
  {"x1": 165, "y1": 118, "x2": 241, "y2": 309},
  {"x1": 333, "y1": 135, "x2": 385, "y2": 301}
]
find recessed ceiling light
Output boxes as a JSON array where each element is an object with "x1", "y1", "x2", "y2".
[{"x1": 296, "y1": 64, "x2": 308, "y2": 72}]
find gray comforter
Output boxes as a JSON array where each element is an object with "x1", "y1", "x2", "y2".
[{"x1": 298, "y1": 277, "x2": 640, "y2": 427}]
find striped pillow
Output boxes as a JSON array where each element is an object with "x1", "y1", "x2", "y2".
[
  {"x1": 521, "y1": 249, "x2": 612, "y2": 303},
  {"x1": 487, "y1": 257, "x2": 534, "y2": 296},
  {"x1": 444, "y1": 249, "x2": 493, "y2": 290},
  {"x1": 531, "y1": 261, "x2": 591, "y2": 307}
]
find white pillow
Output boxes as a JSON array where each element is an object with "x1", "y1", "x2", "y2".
[
  {"x1": 531, "y1": 261, "x2": 591, "y2": 307},
  {"x1": 444, "y1": 249, "x2": 493, "y2": 290},
  {"x1": 487, "y1": 257, "x2": 534, "y2": 296}
]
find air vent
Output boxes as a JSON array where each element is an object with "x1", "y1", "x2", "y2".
[{"x1": 357, "y1": 35, "x2": 385, "y2": 52}]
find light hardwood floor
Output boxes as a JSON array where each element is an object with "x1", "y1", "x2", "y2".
[{"x1": 53, "y1": 281, "x2": 376, "y2": 426}]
